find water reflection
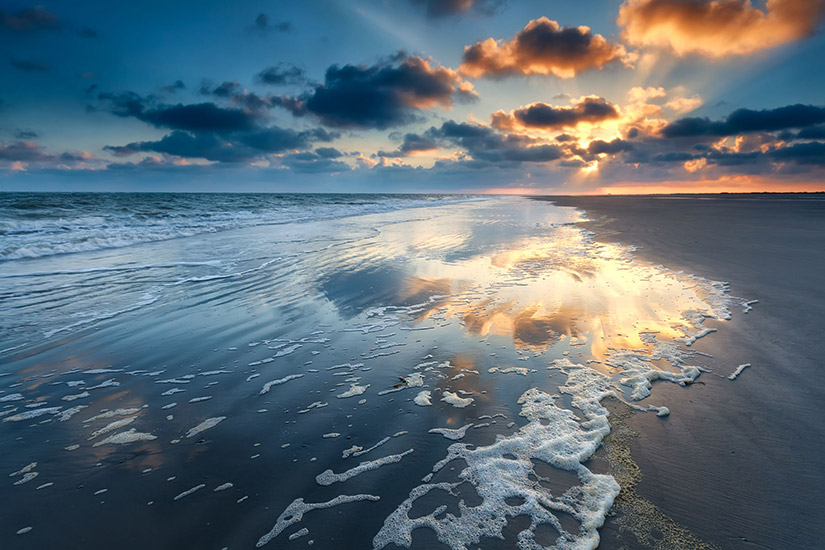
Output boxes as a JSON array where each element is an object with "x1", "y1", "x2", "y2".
[{"x1": 316, "y1": 201, "x2": 721, "y2": 370}]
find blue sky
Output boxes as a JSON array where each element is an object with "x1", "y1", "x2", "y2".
[{"x1": 1, "y1": 0, "x2": 824, "y2": 193}]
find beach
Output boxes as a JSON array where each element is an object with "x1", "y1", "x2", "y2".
[
  {"x1": 1, "y1": 193, "x2": 820, "y2": 549},
  {"x1": 541, "y1": 194, "x2": 825, "y2": 549}
]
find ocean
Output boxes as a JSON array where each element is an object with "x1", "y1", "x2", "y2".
[{"x1": 0, "y1": 192, "x2": 785, "y2": 549}]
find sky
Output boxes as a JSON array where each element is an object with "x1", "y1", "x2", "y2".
[{"x1": 1, "y1": 0, "x2": 824, "y2": 194}]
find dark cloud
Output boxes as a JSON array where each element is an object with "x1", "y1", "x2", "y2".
[
  {"x1": 0, "y1": 141, "x2": 50, "y2": 162},
  {"x1": 256, "y1": 64, "x2": 307, "y2": 86},
  {"x1": 587, "y1": 139, "x2": 633, "y2": 155},
  {"x1": 618, "y1": 0, "x2": 825, "y2": 57},
  {"x1": 662, "y1": 104, "x2": 825, "y2": 138},
  {"x1": 377, "y1": 133, "x2": 439, "y2": 157},
  {"x1": 427, "y1": 120, "x2": 563, "y2": 163},
  {"x1": 769, "y1": 141, "x2": 825, "y2": 165},
  {"x1": 0, "y1": 6, "x2": 60, "y2": 32},
  {"x1": 10, "y1": 58, "x2": 51, "y2": 72},
  {"x1": 250, "y1": 13, "x2": 291, "y2": 33},
  {"x1": 280, "y1": 151, "x2": 350, "y2": 173},
  {"x1": 238, "y1": 126, "x2": 335, "y2": 152},
  {"x1": 104, "y1": 123, "x2": 335, "y2": 164},
  {"x1": 273, "y1": 54, "x2": 477, "y2": 129},
  {"x1": 460, "y1": 17, "x2": 628, "y2": 78},
  {"x1": 492, "y1": 97, "x2": 619, "y2": 130},
  {"x1": 98, "y1": 92, "x2": 261, "y2": 133},
  {"x1": 796, "y1": 126, "x2": 825, "y2": 140},
  {"x1": 160, "y1": 80, "x2": 186, "y2": 94},
  {"x1": 199, "y1": 80, "x2": 242, "y2": 98},
  {"x1": 15, "y1": 129, "x2": 39, "y2": 139},
  {"x1": 409, "y1": 0, "x2": 504, "y2": 18},
  {"x1": 315, "y1": 147, "x2": 344, "y2": 158}
]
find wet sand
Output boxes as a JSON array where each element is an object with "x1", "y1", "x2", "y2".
[{"x1": 536, "y1": 194, "x2": 825, "y2": 550}]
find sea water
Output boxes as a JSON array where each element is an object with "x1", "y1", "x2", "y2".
[{"x1": 0, "y1": 193, "x2": 747, "y2": 549}]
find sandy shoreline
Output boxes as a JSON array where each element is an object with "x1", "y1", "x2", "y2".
[{"x1": 535, "y1": 194, "x2": 825, "y2": 550}]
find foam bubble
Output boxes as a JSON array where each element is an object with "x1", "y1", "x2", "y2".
[
  {"x1": 256, "y1": 494, "x2": 381, "y2": 547},
  {"x1": 185, "y1": 416, "x2": 226, "y2": 438},
  {"x1": 88, "y1": 417, "x2": 136, "y2": 440},
  {"x1": 289, "y1": 528, "x2": 309, "y2": 541},
  {"x1": 372, "y1": 387, "x2": 619, "y2": 550},
  {"x1": 428, "y1": 424, "x2": 473, "y2": 441},
  {"x1": 174, "y1": 484, "x2": 206, "y2": 501},
  {"x1": 316, "y1": 449, "x2": 413, "y2": 486},
  {"x1": 728, "y1": 363, "x2": 751, "y2": 380},
  {"x1": 440, "y1": 391, "x2": 473, "y2": 408},
  {"x1": 337, "y1": 383, "x2": 369, "y2": 399},
  {"x1": 92, "y1": 428, "x2": 157, "y2": 447},
  {"x1": 260, "y1": 374, "x2": 304, "y2": 395},
  {"x1": 414, "y1": 391, "x2": 432, "y2": 406}
]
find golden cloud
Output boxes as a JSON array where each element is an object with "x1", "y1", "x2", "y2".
[
  {"x1": 460, "y1": 17, "x2": 630, "y2": 78},
  {"x1": 618, "y1": 0, "x2": 825, "y2": 57}
]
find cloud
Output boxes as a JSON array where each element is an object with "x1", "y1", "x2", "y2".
[
  {"x1": 0, "y1": 6, "x2": 60, "y2": 32},
  {"x1": 15, "y1": 129, "x2": 39, "y2": 139},
  {"x1": 796, "y1": 126, "x2": 825, "y2": 140},
  {"x1": 769, "y1": 141, "x2": 825, "y2": 165},
  {"x1": 250, "y1": 13, "x2": 291, "y2": 33},
  {"x1": 661, "y1": 104, "x2": 825, "y2": 137},
  {"x1": 0, "y1": 141, "x2": 50, "y2": 161},
  {"x1": 256, "y1": 64, "x2": 307, "y2": 86},
  {"x1": 98, "y1": 92, "x2": 261, "y2": 133},
  {"x1": 160, "y1": 80, "x2": 186, "y2": 94},
  {"x1": 377, "y1": 133, "x2": 440, "y2": 157},
  {"x1": 459, "y1": 17, "x2": 629, "y2": 78},
  {"x1": 9, "y1": 58, "x2": 51, "y2": 72},
  {"x1": 280, "y1": 151, "x2": 350, "y2": 173},
  {"x1": 587, "y1": 139, "x2": 634, "y2": 155},
  {"x1": 491, "y1": 97, "x2": 619, "y2": 130},
  {"x1": 274, "y1": 54, "x2": 478, "y2": 129},
  {"x1": 427, "y1": 120, "x2": 563, "y2": 163},
  {"x1": 618, "y1": 0, "x2": 825, "y2": 57},
  {"x1": 199, "y1": 80, "x2": 242, "y2": 98},
  {"x1": 409, "y1": 0, "x2": 504, "y2": 18},
  {"x1": 0, "y1": 140, "x2": 97, "y2": 171},
  {"x1": 103, "y1": 124, "x2": 331, "y2": 164}
]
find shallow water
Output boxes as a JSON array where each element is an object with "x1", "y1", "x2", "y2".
[{"x1": 0, "y1": 195, "x2": 747, "y2": 549}]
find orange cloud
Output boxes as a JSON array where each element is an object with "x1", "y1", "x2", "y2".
[
  {"x1": 618, "y1": 0, "x2": 825, "y2": 57},
  {"x1": 460, "y1": 17, "x2": 630, "y2": 78}
]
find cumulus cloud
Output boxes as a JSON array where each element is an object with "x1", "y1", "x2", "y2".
[
  {"x1": 377, "y1": 133, "x2": 440, "y2": 157},
  {"x1": 427, "y1": 120, "x2": 563, "y2": 163},
  {"x1": 618, "y1": 0, "x2": 825, "y2": 57},
  {"x1": 661, "y1": 104, "x2": 825, "y2": 137},
  {"x1": 250, "y1": 13, "x2": 291, "y2": 33},
  {"x1": 98, "y1": 91, "x2": 261, "y2": 133},
  {"x1": 0, "y1": 6, "x2": 60, "y2": 32},
  {"x1": 256, "y1": 64, "x2": 307, "y2": 86},
  {"x1": 409, "y1": 0, "x2": 504, "y2": 19},
  {"x1": 98, "y1": 89, "x2": 337, "y2": 165},
  {"x1": 491, "y1": 97, "x2": 619, "y2": 131},
  {"x1": 0, "y1": 141, "x2": 51, "y2": 162},
  {"x1": 460, "y1": 17, "x2": 630, "y2": 78},
  {"x1": 280, "y1": 151, "x2": 350, "y2": 173},
  {"x1": 104, "y1": 126, "x2": 333, "y2": 164},
  {"x1": 0, "y1": 140, "x2": 97, "y2": 170},
  {"x1": 273, "y1": 54, "x2": 478, "y2": 129}
]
